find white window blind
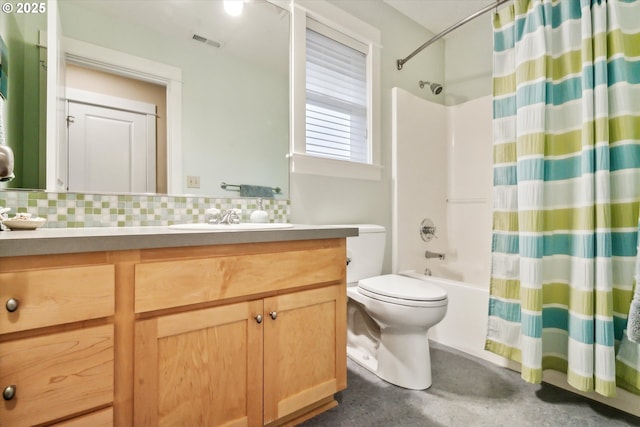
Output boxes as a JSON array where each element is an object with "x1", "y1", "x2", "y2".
[{"x1": 305, "y1": 26, "x2": 368, "y2": 164}]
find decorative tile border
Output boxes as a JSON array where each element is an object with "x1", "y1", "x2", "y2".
[{"x1": 0, "y1": 191, "x2": 290, "y2": 228}]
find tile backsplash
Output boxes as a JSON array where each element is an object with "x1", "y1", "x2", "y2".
[{"x1": 0, "y1": 191, "x2": 290, "y2": 228}]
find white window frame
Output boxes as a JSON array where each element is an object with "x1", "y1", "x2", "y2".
[{"x1": 290, "y1": 0, "x2": 382, "y2": 180}]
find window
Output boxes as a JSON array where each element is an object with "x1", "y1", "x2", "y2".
[
  {"x1": 290, "y1": 2, "x2": 381, "y2": 180},
  {"x1": 305, "y1": 23, "x2": 368, "y2": 164}
]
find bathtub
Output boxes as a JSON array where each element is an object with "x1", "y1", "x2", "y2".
[
  {"x1": 400, "y1": 269, "x2": 640, "y2": 417},
  {"x1": 400, "y1": 270, "x2": 511, "y2": 367}
]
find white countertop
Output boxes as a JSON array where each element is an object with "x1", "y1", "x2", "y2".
[{"x1": 0, "y1": 224, "x2": 358, "y2": 257}]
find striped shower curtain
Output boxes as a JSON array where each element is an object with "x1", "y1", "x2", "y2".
[{"x1": 486, "y1": 0, "x2": 640, "y2": 397}]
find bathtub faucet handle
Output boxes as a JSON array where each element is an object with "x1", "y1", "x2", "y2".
[{"x1": 420, "y1": 218, "x2": 438, "y2": 242}]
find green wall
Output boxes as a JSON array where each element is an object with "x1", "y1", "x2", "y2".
[{"x1": 0, "y1": 4, "x2": 46, "y2": 189}]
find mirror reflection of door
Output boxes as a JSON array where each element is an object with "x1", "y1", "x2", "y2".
[
  {"x1": 67, "y1": 94, "x2": 156, "y2": 193},
  {"x1": 64, "y1": 64, "x2": 167, "y2": 193}
]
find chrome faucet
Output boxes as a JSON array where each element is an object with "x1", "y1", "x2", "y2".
[
  {"x1": 214, "y1": 209, "x2": 241, "y2": 225},
  {"x1": 425, "y1": 250, "x2": 445, "y2": 260}
]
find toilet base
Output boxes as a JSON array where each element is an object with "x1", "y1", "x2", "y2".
[
  {"x1": 347, "y1": 346, "x2": 378, "y2": 375},
  {"x1": 346, "y1": 286, "x2": 444, "y2": 391},
  {"x1": 376, "y1": 330, "x2": 433, "y2": 390},
  {"x1": 347, "y1": 330, "x2": 434, "y2": 390}
]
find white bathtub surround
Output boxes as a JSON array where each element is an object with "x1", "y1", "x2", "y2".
[
  {"x1": 392, "y1": 88, "x2": 493, "y2": 286},
  {"x1": 391, "y1": 87, "x2": 448, "y2": 277}
]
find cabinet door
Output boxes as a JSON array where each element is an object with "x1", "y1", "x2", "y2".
[
  {"x1": 263, "y1": 285, "x2": 347, "y2": 424},
  {"x1": 134, "y1": 300, "x2": 264, "y2": 427}
]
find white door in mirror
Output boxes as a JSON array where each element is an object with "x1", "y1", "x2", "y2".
[{"x1": 67, "y1": 97, "x2": 156, "y2": 193}]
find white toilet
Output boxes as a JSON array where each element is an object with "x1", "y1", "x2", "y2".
[{"x1": 345, "y1": 224, "x2": 448, "y2": 390}]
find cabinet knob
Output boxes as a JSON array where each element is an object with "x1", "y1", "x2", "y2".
[
  {"x1": 5, "y1": 298, "x2": 18, "y2": 312},
  {"x1": 269, "y1": 311, "x2": 277, "y2": 320},
  {"x1": 3, "y1": 385, "x2": 16, "y2": 401},
  {"x1": 255, "y1": 314, "x2": 263, "y2": 324}
]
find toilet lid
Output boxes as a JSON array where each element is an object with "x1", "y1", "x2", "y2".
[{"x1": 358, "y1": 274, "x2": 447, "y2": 302}]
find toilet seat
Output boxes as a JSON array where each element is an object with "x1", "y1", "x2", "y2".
[{"x1": 358, "y1": 274, "x2": 447, "y2": 307}]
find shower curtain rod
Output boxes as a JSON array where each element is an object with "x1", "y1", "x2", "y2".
[{"x1": 396, "y1": 0, "x2": 510, "y2": 70}]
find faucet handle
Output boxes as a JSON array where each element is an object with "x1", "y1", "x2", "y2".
[
  {"x1": 229, "y1": 209, "x2": 241, "y2": 223},
  {"x1": 205, "y1": 208, "x2": 221, "y2": 224},
  {"x1": 420, "y1": 218, "x2": 438, "y2": 242}
]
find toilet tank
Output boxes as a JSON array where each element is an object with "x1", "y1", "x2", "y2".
[{"x1": 346, "y1": 224, "x2": 386, "y2": 284}]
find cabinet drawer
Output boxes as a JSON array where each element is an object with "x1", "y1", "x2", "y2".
[
  {"x1": 135, "y1": 245, "x2": 344, "y2": 313},
  {"x1": 0, "y1": 265, "x2": 115, "y2": 334},
  {"x1": 50, "y1": 407, "x2": 113, "y2": 427},
  {"x1": 0, "y1": 325, "x2": 114, "y2": 427}
]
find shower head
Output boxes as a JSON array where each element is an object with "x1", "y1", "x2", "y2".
[{"x1": 419, "y1": 81, "x2": 443, "y2": 95}]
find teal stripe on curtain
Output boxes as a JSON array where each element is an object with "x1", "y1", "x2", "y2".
[
  {"x1": 609, "y1": 58, "x2": 640, "y2": 85},
  {"x1": 486, "y1": 0, "x2": 640, "y2": 397},
  {"x1": 568, "y1": 316, "x2": 595, "y2": 345},
  {"x1": 493, "y1": 165, "x2": 517, "y2": 185},
  {"x1": 490, "y1": 299, "x2": 522, "y2": 322},
  {"x1": 522, "y1": 312, "x2": 543, "y2": 337},
  {"x1": 502, "y1": 70, "x2": 640, "y2": 108},
  {"x1": 493, "y1": 1, "x2": 584, "y2": 52},
  {"x1": 499, "y1": 147, "x2": 640, "y2": 183},
  {"x1": 493, "y1": 97, "x2": 517, "y2": 119},
  {"x1": 492, "y1": 234, "x2": 520, "y2": 254},
  {"x1": 492, "y1": 233, "x2": 640, "y2": 257},
  {"x1": 543, "y1": 308, "x2": 568, "y2": 330}
]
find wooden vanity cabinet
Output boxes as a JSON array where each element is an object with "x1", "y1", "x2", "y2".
[
  {"x1": 0, "y1": 237, "x2": 347, "y2": 427},
  {"x1": 0, "y1": 254, "x2": 116, "y2": 427},
  {"x1": 132, "y1": 239, "x2": 347, "y2": 427}
]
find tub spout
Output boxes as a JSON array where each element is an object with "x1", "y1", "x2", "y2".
[{"x1": 425, "y1": 250, "x2": 445, "y2": 260}]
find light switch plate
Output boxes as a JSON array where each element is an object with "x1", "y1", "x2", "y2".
[{"x1": 187, "y1": 176, "x2": 200, "y2": 188}]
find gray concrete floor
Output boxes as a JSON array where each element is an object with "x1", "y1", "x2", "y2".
[{"x1": 300, "y1": 342, "x2": 640, "y2": 426}]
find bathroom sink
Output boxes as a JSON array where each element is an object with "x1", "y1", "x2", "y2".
[{"x1": 169, "y1": 223, "x2": 294, "y2": 231}]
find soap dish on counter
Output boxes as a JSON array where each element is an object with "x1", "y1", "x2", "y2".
[{"x1": 2, "y1": 214, "x2": 47, "y2": 230}]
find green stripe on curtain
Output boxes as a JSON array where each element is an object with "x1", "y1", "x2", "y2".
[
  {"x1": 608, "y1": 29, "x2": 640, "y2": 57},
  {"x1": 487, "y1": 0, "x2": 640, "y2": 397}
]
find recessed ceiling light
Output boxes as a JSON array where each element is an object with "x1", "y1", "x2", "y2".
[{"x1": 224, "y1": 0, "x2": 244, "y2": 17}]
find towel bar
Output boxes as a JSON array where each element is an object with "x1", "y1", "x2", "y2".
[{"x1": 220, "y1": 182, "x2": 281, "y2": 194}]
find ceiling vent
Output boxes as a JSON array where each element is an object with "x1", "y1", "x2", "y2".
[{"x1": 192, "y1": 34, "x2": 223, "y2": 48}]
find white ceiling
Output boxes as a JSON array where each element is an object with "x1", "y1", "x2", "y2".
[
  {"x1": 384, "y1": 0, "x2": 504, "y2": 36},
  {"x1": 60, "y1": 0, "x2": 290, "y2": 72}
]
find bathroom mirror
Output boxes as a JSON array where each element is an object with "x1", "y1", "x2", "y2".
[{"x1": 6, "y1": 0, "x2": 290, "y2": 197}]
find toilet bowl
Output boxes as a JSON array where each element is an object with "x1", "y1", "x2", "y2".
[{"x1": 344, "y1": 225, "x2": 448, "y2": 390}]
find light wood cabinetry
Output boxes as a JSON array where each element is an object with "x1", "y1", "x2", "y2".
[
  {"x1": 0, "y1": 237, "x2": 347, "y2": 427},
  {"x1": 134, "y1": 300, "x2": 264, "y2": 426},
  {"x1": 133, "y1": 239, "x2": 347, "y2": 427},
  {"x1": 0, "y1": 254, "x2": 115, "y2": 427},
  {"x1": 264, "y1": 285, "x2": 346, "y2": 425}
]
